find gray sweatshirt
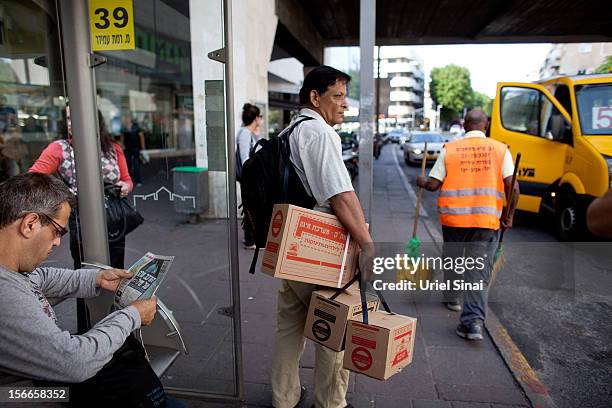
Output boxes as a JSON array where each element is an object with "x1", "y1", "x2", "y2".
[{"x1": 0, "y1": 265, "x2": 141, "y2": 384}]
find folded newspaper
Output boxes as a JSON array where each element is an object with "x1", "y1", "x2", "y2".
[{"x1": 113, "y1": 252, "x2": 174, "y2": 309}]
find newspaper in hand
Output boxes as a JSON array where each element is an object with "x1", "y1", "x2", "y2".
[{"x1": 113, "y1": 252, "x2": 174, "y2": 309}]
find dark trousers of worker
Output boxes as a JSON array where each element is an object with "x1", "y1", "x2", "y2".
[{"x1": 442, "y1": 226, "x2": 500, "y2": 326}]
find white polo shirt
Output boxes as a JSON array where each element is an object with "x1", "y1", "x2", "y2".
[
  {"x1": 429, "y1": 130, "x2": 514, "y2": 181},
  {"x1": 289, "y1": 108, "x2": 354, "y2": 209}
]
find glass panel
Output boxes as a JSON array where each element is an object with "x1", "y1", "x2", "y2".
[
  {"x1": 94, "y1": 0, "x2": 237, "y2": 396},
  {"x1": 500, "y1": 86, "x2": 539, "y2": 136},
  {"x1": 0, "y1": 0, "x2": 65, "y2": 179},
  {"x1": 0, "y1": 0, "x2": 87, "y2": 332},
  {"x1": 575, "y1": 84, "x2": 612, "y2": 135}
]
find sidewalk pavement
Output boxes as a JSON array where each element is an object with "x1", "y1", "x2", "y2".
[{"x1": 206, "y1": 145, "x2": 532, "y2": 408}]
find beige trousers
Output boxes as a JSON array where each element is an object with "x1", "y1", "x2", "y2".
[{"x1": 271, "y1": 280, "x2": 349, "y2": 408}]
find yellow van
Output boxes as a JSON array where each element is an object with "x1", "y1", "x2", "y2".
[{"x1": 490, "y1": 74, "x2": 612, "y2": 240}]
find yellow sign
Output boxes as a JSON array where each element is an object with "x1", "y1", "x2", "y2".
[{"x1": 89, "y1": 0, "x2": 135, "y2": 51}]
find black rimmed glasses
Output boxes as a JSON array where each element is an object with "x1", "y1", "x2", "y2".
[{"x1": 37, "y1": 213, "x2": 68, "y2": 238}]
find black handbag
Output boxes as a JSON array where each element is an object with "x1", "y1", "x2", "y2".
[{"x1": 104, "y1": 184, "x2": 144, "y2": 242}]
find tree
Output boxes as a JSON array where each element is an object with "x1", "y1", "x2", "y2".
[
  {"x1": 469, "y1": 91, "x2": 492, "y2": 116},
  {"x1": 594, "y1": 56, "x2": 612, "y2": 74},
  {"x1": 430, "y1": 64, "x2": 473, "y2": 124}
]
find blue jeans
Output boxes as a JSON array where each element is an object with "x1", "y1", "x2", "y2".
[{"x1": 442, "y1": 226, "x2": 500, "y2": 326}]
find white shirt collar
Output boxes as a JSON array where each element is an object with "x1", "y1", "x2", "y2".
[
  {"x1": 463, "y1": 130, "x2": 486, "y2": 139},
  {"x1": 299, "y1": 108, "x2": 327, "y2": 124}
]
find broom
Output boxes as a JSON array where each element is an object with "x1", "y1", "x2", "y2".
[
  {"x1": 397, "y1": 142, "x2": 429, "y2": 283},
  {"x1": 491, "y1": 152, "x2": 521, "y2": 283}
]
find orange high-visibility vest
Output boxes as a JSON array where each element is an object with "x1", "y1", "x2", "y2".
[{"x1": 438, "y1": 137, "x2": 507, "y2": 230}]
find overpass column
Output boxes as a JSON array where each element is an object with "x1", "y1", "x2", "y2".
[{"x1": 359, "y1": 0, "x2": 375, "y2": 223}]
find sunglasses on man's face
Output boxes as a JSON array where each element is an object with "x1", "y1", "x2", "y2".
[{"x1": 37, "y1": 213, "x2": 68, "y2": 238}]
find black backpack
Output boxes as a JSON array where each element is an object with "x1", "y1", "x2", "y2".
[{"x1": 240, "y1": 116, "x2": 317, "y2": 274}]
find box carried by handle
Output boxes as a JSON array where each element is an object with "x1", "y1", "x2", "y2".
[
  {"x1": 304, "y1": 274, "x2": 380, "y2": 351},
  {"x1": 341, "y1": 276, "x2": 417, "y2": 381}
]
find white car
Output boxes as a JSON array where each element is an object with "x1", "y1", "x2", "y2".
[{"x1": 403, "y1": 132, "x2": 445, "y2": 165}]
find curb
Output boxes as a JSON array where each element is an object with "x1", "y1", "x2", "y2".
[{"x1": 485, "y1": 310, "x2": 559, "y2": 408}]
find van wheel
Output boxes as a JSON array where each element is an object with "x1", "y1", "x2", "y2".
[{"x1": 555, "y1": 189, "x2": 579, "y2": 241}]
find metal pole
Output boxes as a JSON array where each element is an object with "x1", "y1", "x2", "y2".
[
  {"x1": 222, "y1": 0, "x2": 244, "y2": 400},
  {"x1": 359, "y1": 0, "x2": 375, "y2": 223},
  {"x1": 59, "y1": 0, "x2": 111, "y2": 325}
]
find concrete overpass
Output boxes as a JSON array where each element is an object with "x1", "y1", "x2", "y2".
[{"x1": 273, "y1": 0, "x2": 612, "y2": 66}]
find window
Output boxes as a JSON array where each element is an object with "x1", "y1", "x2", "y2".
[
  {"x1": 501, "y1": 86, "x2": 569, "y2": 141},
  {"x1": 500, "y1": 87, "x2": 540, "y2": 136},
  {"x1": 553, "y1": 85, "x2": 572, "y2": 116},
  {"x1": 575, "y1": 84, "x2": 612, "y2": 135}
]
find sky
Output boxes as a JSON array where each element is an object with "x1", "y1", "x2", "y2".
[{"x1": 326, "y1": 44, "x2": 553, "y2": 98}]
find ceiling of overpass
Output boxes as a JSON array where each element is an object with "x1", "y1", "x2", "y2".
[{"x1": 298, "y1": 0, "x2": 612, "y2": 46}]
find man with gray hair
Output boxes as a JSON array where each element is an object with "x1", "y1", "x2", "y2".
[{"x1": 0, "y1": 173, "x2": 164, "y2": 406}]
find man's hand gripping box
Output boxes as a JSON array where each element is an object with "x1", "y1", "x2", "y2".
[{"x1": 261, "y1": 204, "x2": 360, "y2": 288}]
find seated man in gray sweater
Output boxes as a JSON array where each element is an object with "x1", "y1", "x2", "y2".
[{"x1": 0, "y1": 173, "x2": 161, "y2": 406}]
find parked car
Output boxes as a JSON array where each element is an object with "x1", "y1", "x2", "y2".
[
  {"x1": 403, "y1": 132, "x2": 445, "y2": 165},
  {"x1": 387, "y1": 128, "x2": 408, "y2": 143}
]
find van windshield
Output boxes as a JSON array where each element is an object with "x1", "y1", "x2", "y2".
[{"x1": 575, "y1": 84, "x2": 612, "y2": 135}]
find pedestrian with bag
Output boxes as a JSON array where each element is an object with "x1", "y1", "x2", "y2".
[
  {"x1": 258, "y1": 66, "x2": 373, "y2": 408},
  {"x1": 416, "y1": 108, "x2": 519, "y2": 340},
  {"x1": 236, "y1": 102, "x2": 263, "y2": 249},
  {"x1": 29, "y1": 107, "x2": 140, "y2": 269}
]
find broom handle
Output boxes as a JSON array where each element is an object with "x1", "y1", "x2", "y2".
[
  {"x1": 499, "y1": 152, "x2": 521, "y2": 244},
  {"x1": 412, "y1": 142, "x2": 428, "y2": 238}
]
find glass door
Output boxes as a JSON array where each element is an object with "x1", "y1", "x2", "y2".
[{"x1": 91, "y1": 0, "x2": 241, "y2": 399}]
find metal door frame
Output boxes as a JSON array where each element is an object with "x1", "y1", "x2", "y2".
[{"x1": 57, "y1": 0, "x2": 244, "y2": 402}]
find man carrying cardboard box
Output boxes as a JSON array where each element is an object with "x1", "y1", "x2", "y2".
[{"x1": 270, "y1": 65, "x2": 374, "y2": 408}]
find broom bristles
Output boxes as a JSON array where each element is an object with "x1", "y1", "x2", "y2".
[{"x1": 490, "y1": 249, "x2": 505, "y2": 285}]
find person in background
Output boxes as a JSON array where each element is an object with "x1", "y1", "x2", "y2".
[
  {"x1": 121, "y1": 115, "x2": 146, "y2": 187},
  {"x1": 236, "y1": 103, "x2": 263, "y2": 249},
  {"x1": 587, "y1": 190, "x2": 612, "y2": 238},
  {"x1": 0, "y1": 94, "x2": 17, "y2": 134},
  {"x1": 417, "y1": 108, "x2": 519, "y2": 341},
  {"x1": 29, "y1": 107, "x2": 133, "y2": 269}
]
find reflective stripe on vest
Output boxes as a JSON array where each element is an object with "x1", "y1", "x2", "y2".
[
  {"x1": 438, "y1": 137, "x2": 507, "y2": 230},
  {"x1": 439, "y1": 206, "x2": 502, "y2": 217},
  {"x1": 439, "y1": 188, "x2": 504, "y2": 199}
]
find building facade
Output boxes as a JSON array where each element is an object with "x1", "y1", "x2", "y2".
[
  {"x1": 539, "y1": 42, "x2": 612, "y2": 78},
  {"x1": 376, "y1": 47, "x2": 424, "y2": 127}
]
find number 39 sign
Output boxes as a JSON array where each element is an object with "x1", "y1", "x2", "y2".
[{"x1": 89, "y1": 0, "x2": 135, "y2": 51}]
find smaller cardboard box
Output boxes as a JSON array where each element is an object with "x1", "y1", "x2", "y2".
[
  {"x1": 304, "y1": 288, "x2": 380, "y2": 351},
  {"x1": 261, "y1": 204, "x2": 361, "y2": 288},
  {"x1": 343, "y1": 312, "x2": 417, "y2": 380}
]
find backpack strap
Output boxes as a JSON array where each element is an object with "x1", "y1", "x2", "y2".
[
  {"x1": 247, "y1": 115, "x2": 314, "y2": 275},
  {"x1": 280, "y1": 116, "x2": 314, "y2": 201}
]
